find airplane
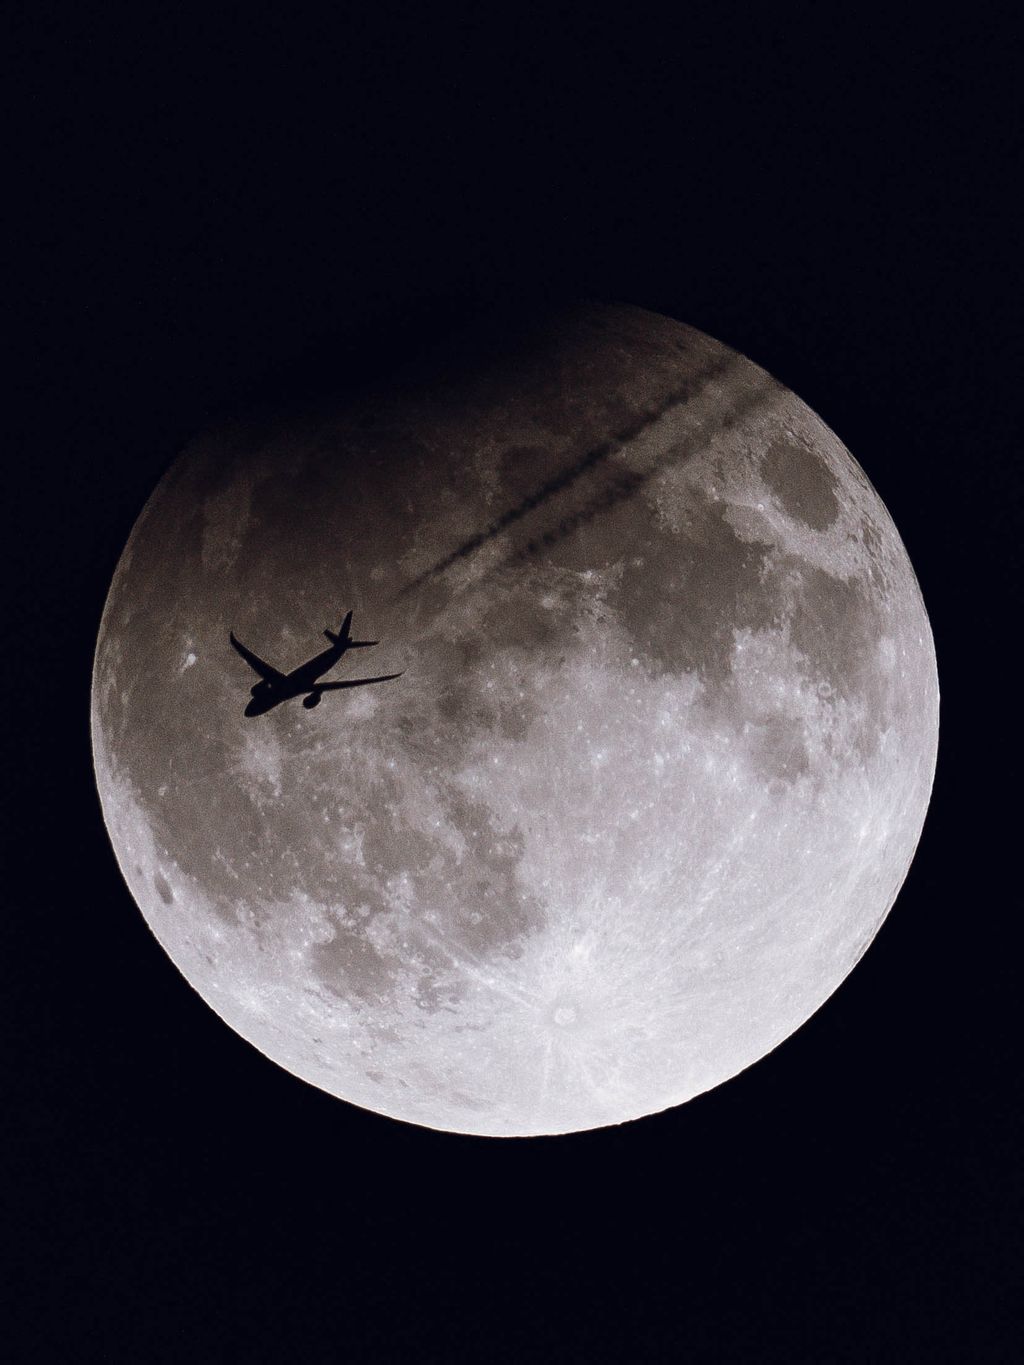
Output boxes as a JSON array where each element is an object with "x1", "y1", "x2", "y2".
[{"x1": 229, "y1": 611, "x2": 402, "y2": 717}]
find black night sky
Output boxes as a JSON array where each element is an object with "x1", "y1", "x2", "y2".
[{"x1": 8, "y1": 8, "x2": 1020, "y2": 1361}]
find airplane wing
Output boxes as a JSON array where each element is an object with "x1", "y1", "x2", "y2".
[
  {"x1": 315, "y1": 672, "x2": 403, "y2": 690},
  {"x1": 229, "y1": 632, "x2": 286, "y2": 683}
]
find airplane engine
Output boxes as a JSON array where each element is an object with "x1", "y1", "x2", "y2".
[{"x1": 302, "y1": 692, "x2": 322, "y2": 709}]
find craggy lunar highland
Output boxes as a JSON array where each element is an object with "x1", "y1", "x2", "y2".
[{"x1": 92, "y1": 303, "x2": 938, "y2": 1136}]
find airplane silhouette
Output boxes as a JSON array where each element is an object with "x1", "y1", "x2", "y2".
[{"x1": 229, "y1": 611, "x2": 402, "y2": 717}]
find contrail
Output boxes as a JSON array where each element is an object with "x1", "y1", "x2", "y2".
[
  {"x1": 502, "y1": 375, "x2": 776, "y2": 571},
  {"x1": 393, "y1": 353, "x2": 739, "y2": 600}
]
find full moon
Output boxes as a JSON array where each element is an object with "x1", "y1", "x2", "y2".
[{"x1": 92, "y1": 303, "x2": 938, "y2": 1136}]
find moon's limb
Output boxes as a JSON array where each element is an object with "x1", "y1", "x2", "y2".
[{"x1": 91, "y1": 303, "x2": 938, "y2": 1135}]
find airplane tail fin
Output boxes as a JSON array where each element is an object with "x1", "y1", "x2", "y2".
[{"x1": 324, "y1": 610, "x2": 376, "y2": 647}]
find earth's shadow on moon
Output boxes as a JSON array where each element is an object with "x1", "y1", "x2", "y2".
[{"x1": 91, "y1": 298, "x2": 939, "y2": 1137}]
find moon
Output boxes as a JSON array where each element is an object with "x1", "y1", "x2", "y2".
[{"x1": 91, "y1": 302, "x2": 938, "y2": 1136}]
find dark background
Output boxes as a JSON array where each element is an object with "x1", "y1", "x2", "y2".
[{"x1": 7, "y1": 7, "x2": 1020, "y2": 1361}]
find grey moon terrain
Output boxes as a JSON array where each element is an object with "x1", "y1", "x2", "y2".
[{"x1": 92, "y1": 302, "x2": 938, "y2": 1137}]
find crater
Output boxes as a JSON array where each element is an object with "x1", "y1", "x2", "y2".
[
  {"x1": 550, "y1": 1001, "x2": 580, "y2": 1028},
  {"x1": 153, "y1": 871, "x2": 174, "y2": 905}
]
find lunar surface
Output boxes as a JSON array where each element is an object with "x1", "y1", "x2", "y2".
[{"x1": 92, "y1": 302, "x2": 938, "y2": 1136}]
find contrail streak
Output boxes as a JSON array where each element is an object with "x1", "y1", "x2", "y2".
[{"x1": 393, "y1": 353, "x2": 739, "y2": 599}]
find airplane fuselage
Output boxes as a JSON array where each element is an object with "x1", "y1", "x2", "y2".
[
  {"x1": 243, "y1": 641, "x2": 350, "y2": 716},
  {"x1": 231, "y1": 611, "x2": 397, "y2": 717}
]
